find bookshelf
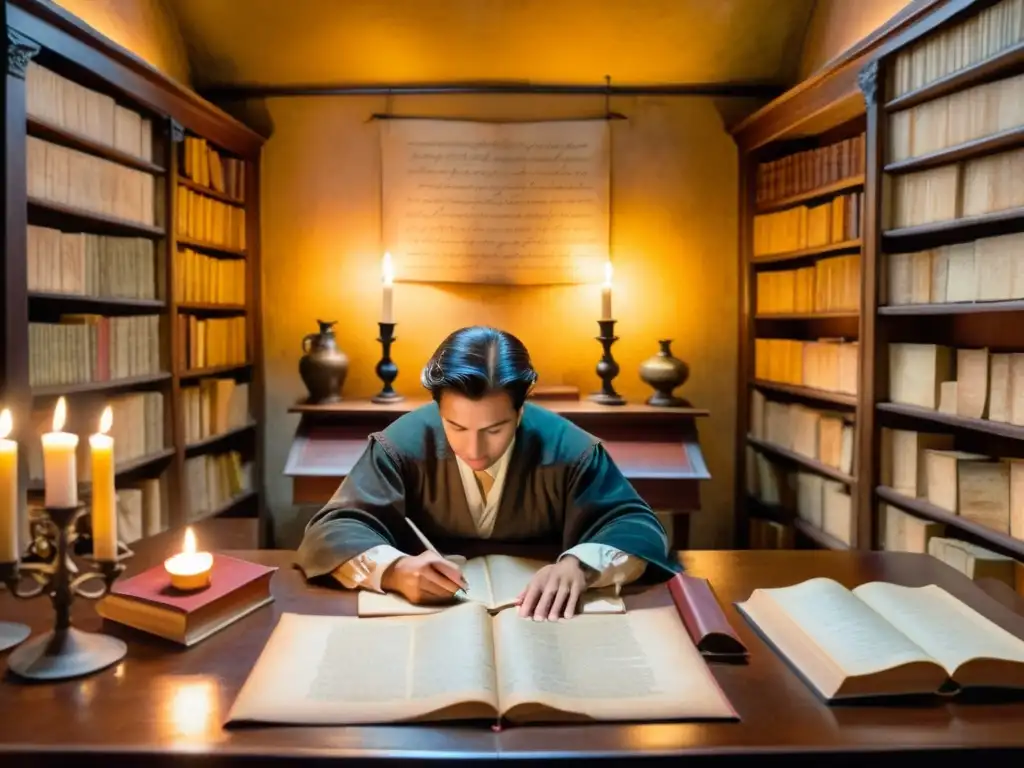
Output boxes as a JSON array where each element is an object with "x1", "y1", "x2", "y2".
[
  {"x1": 864, "y1": 0, "x2": 1024, "y2": 584},
  {"x1": 3, "y1": 0, "x2": 266, "y2": 550}
]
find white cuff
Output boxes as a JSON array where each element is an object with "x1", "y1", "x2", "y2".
[
  {"x1": 559, "y1": 542, "x2": 647, "y2": 589},
  {"x1": 332, "y1": 544, "x2": 407, "y2": 592}
]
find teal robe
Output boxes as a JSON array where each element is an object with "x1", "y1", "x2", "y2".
[{"x1": 296, "y1": 401, "x2": 680, "y2": 583}]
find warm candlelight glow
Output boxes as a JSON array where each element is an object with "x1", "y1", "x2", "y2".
[
  {"x1": 52, "y1": 396, "x2": 67, "y2": 432},
  {"x1": 164, "y1": 526, "x2": 214, "y2": 590},
  {"x1": 382, "y1": 251, "x2": 394, "y2": 285},
  {"x1": 380, "y1": 252, "x2": 395, "y2": 323},
  {"x1": 600, "y1": 261, "x2": 613, "y2": 320},
  {"x1": 98, "y1": 405, "x2": 112, "y2": 434},
  {"x1": 0, "y1": 408, "x2": 17, "y2": 563},
  {"x1": 603, "y1": 260, "x2": 613, "y2": 287}
]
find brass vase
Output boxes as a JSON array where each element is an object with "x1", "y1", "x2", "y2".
[
  {"x1": 299, "y1": 319, "x2": 349, "y2": 404},
  {"x1": 638, "y1": 339, "x2": 689, "y2": 407}
]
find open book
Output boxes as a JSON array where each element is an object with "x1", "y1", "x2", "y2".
[
  {"x1": 736, "y1": 577, "x2": 1024, "y2": 701},
  {"x1": 358, "y1": 554, "x2": 624, "y2": 617},
  {"x1": 226, "y1": 601, "x2": 738, "y2": 726}
]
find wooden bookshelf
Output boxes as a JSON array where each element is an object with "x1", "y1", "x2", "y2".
[
  {"x1": 864, "y1": 0, "x2": 1024, "y2": 578},
  {"x1": 4, "y1": 0, "x2": 267, "y2": 551}
]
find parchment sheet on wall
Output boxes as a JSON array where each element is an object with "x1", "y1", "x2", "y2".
[{"x1": 380, "y1": 119, "x2": 610, "y2": 285}]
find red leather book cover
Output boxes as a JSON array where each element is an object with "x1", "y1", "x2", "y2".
[
  {"x1": 668, "y1": 573, "x2": 748, "y2": 659},
  {"x1": 111, "y1": 554, "x2": 276, "y2": 614}
]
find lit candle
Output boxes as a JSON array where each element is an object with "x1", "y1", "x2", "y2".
[
  {"x1": 601, "y1": 261, "x2": 613, "y2": 320},
  {"x1": 164, "y1": 527, "x2": 213, "y2": 591},
  {"x1": 0, "y1": 409, "x2": 18, "y2": 563},
  {"x1": 89, "y1": 405, "x2": 117, "y2": 561},
  {"x1": 381, "y1": 251, "x2": 394, "y2": 324},
  {"x1": 41, "y1": 397, "x2": 78, "y2": 508}
]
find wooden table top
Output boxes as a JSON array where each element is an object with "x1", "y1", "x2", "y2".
[{"x1": 3, "y1": 519, "x2": 1024, "y2": 766}]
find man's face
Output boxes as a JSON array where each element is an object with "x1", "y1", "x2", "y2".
[{"x1": 438, "y1": 389, "x2": 519, "y2": 471}]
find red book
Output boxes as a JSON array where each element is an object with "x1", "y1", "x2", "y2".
[
  {"x1": 96, "y1": 554, "x2": 276, "y2": 646},
  {"x1": 668, "y1": 573, "x2": 748, "y2": 659}
]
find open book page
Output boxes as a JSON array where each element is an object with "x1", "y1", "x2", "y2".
[
  {"x1": 226, "y1": 603, "x2": 499, "y2": 725},
  {"x1": 491, "y1": 605, "x2": 737, "y2": 722},
  {"x1": 736, "y1": 578, "x2": 942, "y2": 699},
  {"x1": 358, "y1": 555, "x2": 624, "y2": 617},
  {"x1": 853, "y1": 582, "x2": 1024, "y2": 686}
]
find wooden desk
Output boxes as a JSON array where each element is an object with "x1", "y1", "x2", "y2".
[
  {"x1": 284, "y1": 398, "x2": 711, "y2": 548},
  {"x1": 3, "y1": 520, "x2": 1024, "y2": 765}
]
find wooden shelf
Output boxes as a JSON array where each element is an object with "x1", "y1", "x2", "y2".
[
  {"x1": 885, "y1": 41, "x2": 1024, "y2": 113},
  {"x1": 26, "y1": 447, "x2": 176, "y2": 493},
  {"x1": 883, "y1": 206, "x2": 1024, "y2": 244},
  {"x1": 27, "y1": 116, "x2": 166, "y2": 175},
  {"x1": 32, "y1": 372, "x2": 172, "y2": 398},
  {"x1": 177, "y1": 176, "x2": 245, "y2": 207},
  {"x1": 751, "y1": 240, "x2": 861, "y2": 266},
  {"x1": 884, "y1": 125, "x2": 1024, "y2": 175},
  {"x1": 746, "y1": 434, "x2": 855, "y2": 485},
  {"x1": 752, "y1": 380, "x2": 858, "y2": 408},
  {"x1": 754, "y1": 311, "x2": 859, "y2": 320},
  {"x1": 177, "y1": 302, "x2": 247, "y2": 315},
  {"x1": 28, "y1": 292, "x2": 165, "y2": 313},
  {"x1": 28, "y1": 197, "x2": 166, "y2": 238},
  {"x1": 877, "y1": 401, "x2": 1024, "y2": 442},
  {"x1": 176, "y1": 236, "x2": 247, "y2": 258},
  {"x1": 755, "y1": 175, "x2": 864, "y2": 214},
  {"x1": 185, "y1": 422, "x2": 256, "y2": 455},
  {"x1": 193, "y1": 490, "x2": 258, "y2": 521},
  {"x1": 879, "y1": 299, "x2": 1024, "y2": 316},
  {"x1": 875, "y1": 486, "x2": 1024, "y2": 559},
  {"x1": 180, "y1": 363, "x2": 250, "y2": 381},
  {"x1": 793, "y1": 519, "x2": 850, "y2": 551}
]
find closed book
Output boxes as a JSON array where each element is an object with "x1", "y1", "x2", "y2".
[{"x1": 97, "y1": 554, "x2": 276, "y2": 646}]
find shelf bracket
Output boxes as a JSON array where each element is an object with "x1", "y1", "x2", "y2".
[
  {"x1": 7, "y1": 29, "x2": 40, "y2": 79},
  {"x1": 170, "y1": 118, "x2": 185, "y2": 143},
  {"x1": 857, "y1": 60, "x2": 879, "y2": 107}
]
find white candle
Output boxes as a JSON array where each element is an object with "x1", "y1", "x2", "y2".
[
  {"x1": 0, "y1": 409, "x2": 18, "y2": 563},
  {"x1": 41, "y1": 397, "x2": 78, "y2": 508},
  {"x1": 89, "y1": 406, "x2": 116, "y2": 561},
  {"x1": 601, "y1": 261, "x2": 613, "y2": 320},
  {"x1": 381, "y1": 252, "x2": 394, "y2": 323},
  {"x1": 164, "y1": 527, "x2": 214, "y2": 590}
]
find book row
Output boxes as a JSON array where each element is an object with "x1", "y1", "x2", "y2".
[
  {"x1": 181, "y1": 379, "x2": 250, "y2": 445},
  {"x1": 753, "y1": 338, "x2": 859, "y2": 395},
  {"x1": 755, "y1": 254, "x2": 860, "y2": 315},
  {"x1": 176, "y1": 186, "x2": 247, "y2": 251},
  {"x1": 180, "y1": 135, "x2": 245, "y2": 201},
  {"x1": 753, "y1": 192, "x2": 862, "y2": 257},
  {"x1": 177, "y1": 316, "x2": 247, "y2": 371},
  {"x1": 749, "y1": 392, "x2": 855, "y2": 475},
  {"x1": 175, "y1": 248, "x2": 246, "y2": 305},
  {"x1": 754, "y1": 133, "x2": 864, "y2": 206},
  {"x1": 27, "y1": 225, "x2": 158, "y2": 300},
  {"x1": 184, "y1": 450, "x2": 252, "y2": 522}
]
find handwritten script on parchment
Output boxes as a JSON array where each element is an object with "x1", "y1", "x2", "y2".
[{"x1": 381, "y1": 119, "x2": 610, "y2": 285}]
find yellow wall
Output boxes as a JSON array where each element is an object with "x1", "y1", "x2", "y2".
[
  {"x1": 260, "y1": 95, "x2": 738, "y2": 549},
  {"x1": 798, "y1": 0, "x2": 914, "y2": 79},
  {"x1": 53, "y1": 0, "x2": 190, "y2": 84}
]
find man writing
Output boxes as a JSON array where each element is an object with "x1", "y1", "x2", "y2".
[{"x1": 296, "y1": 326, "x2": 680, "y2": 620}]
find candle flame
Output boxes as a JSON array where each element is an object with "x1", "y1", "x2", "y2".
[
  {"x1": 0, "y1": 409, "x2": 11, "y2": 440},
  {"x1": 603, "y1": 261, "x2": 613, "y2": 287},
  {"x1": 99, "y1": 406, "x2": 113, "y2": 435},
  {"x1": 382, "y1": 252, "x2": 394, "y2": 285},
  {"x1": 53, "y1": 396, "x2": 67, "y2": 432},
  {"x1": 183, "y1": 526, "x2": 196, "y2": 554}
]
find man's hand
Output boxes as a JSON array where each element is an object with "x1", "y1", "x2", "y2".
[
  {"x1": 381, "y1": 551, "x2": 467, "y2": 605},
  {"x1": 515, "y1": 556, "x2": 588, "y2": 621}
]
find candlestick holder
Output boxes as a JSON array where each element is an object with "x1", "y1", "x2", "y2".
[
  {"x1": 0, "y1": 621, "x2": 30, "y2": 652},
  {"x1": 0, "y1": 503, "x2": 127, "y2": 681},
  {"x1": 372, "y1": 321, "x2": 403, "y2": 404},
  {"x1": 589, "y1": 319, "x2": 627, "y2": 406}
]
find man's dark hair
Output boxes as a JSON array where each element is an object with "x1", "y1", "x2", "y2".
[{"x1": 421, "y1": 326, "x2": 538, "y2": 410}]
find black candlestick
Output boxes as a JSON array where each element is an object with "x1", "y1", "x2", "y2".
[
  {"x1": 0, "y1": 503, "x2": 127, "y2": 680},
  {"x1": 589, "y1": 319, "x2": 626, "y2": 406},
  {"x1": 372, "y1": 321, "x2": 403, "y2": 403}
]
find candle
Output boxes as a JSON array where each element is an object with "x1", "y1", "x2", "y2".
[
  {"x1": 41, "y1": 397, "x2": 78, "y2": 508},
  {"x1": 381, "y1": 252, "x2": 394, "y2": 324},
  {"x1": 0, "y1": 409, "x2": 18, "y2": 563},
  {"x1": 164, "y1": 527, "x2": 214, "y2": 590},
  {"x1": 601, "y1": 261, "x2": 613, "y2": 320},
  {"x1": 89, "y1": 405, "x2": 117, "y2": 561}
]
